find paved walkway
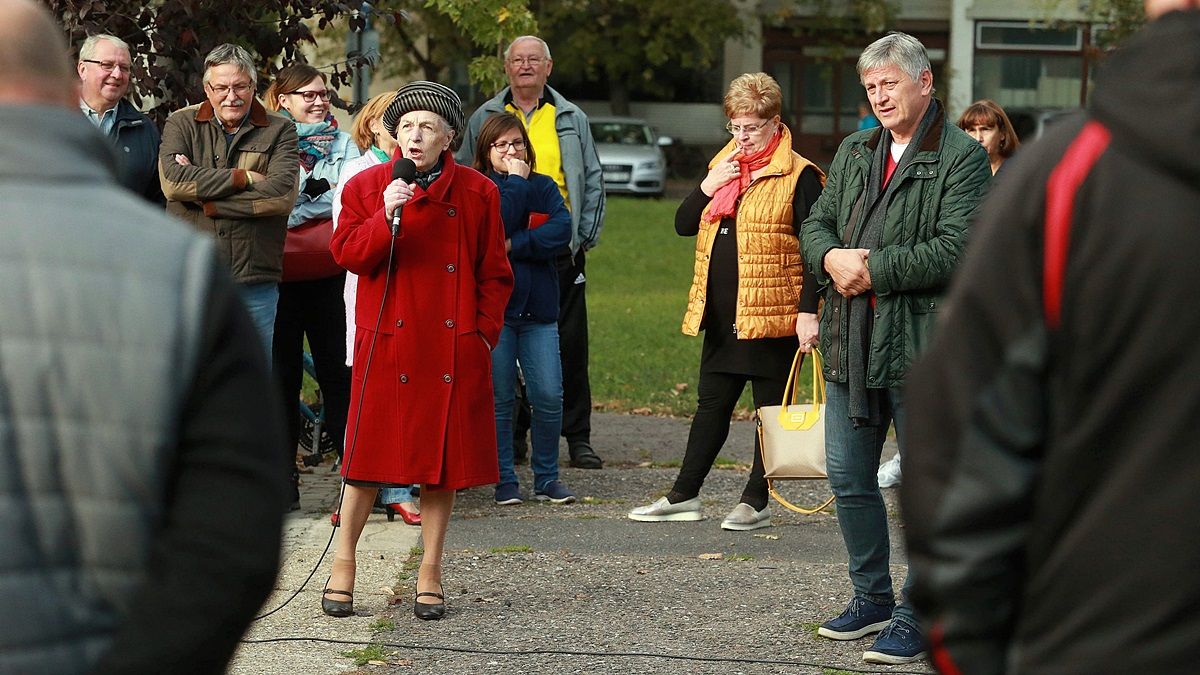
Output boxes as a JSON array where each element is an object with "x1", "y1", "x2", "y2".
[{"x1": 229, "y1": 412, "x2": 925, "y2": 675}]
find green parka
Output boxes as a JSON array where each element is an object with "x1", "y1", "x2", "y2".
[{"x1": 800, "y1": 104, "x2": 991, "y2": 387}]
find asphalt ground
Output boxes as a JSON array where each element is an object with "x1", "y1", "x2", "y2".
[{"x1": 229, "y1": 412, "x2": 929, "y2": 675}]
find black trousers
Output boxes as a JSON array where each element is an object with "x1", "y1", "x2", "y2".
[
  {"x1": 272, "y1": 273, "x2": 351, "y2": 464},
  {"x1": 670, "y1": 369, "x2": 786, "y2": 510},
  {"x1": 556, "y1": 249, "x2": 592, "y2": 444}
]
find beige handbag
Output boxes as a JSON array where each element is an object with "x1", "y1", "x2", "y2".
[{"x1": 757, "y1": 348, "x2": 835, "y2": 514}]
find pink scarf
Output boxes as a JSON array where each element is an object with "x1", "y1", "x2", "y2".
[{"x1": 703, "y1": 128, "x2": 783, "y2": 223}]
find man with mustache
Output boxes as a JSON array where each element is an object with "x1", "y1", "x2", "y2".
[{"x1": 160, "y1": 43, "x2": 299, "y2": 358}]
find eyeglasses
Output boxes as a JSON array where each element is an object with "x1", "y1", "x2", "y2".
[
  {"x1": 81, "y1": 59, "x2": 131, "y2": 74},
  {"x1": 725, "y1": 120, "x2": 774, "y2": 136},
  {"x1": 286, "y1": 89, "x2": 332, "y2": 103},
  {"x1": 506, "y1": 56, "x2": 545, "y2": 67},
  {"x1": 207, "y1": 83, "x2": 253, "y2": 97},
  {"x1": 491, "y1": 140, "x2": 527, "y2": 152}
]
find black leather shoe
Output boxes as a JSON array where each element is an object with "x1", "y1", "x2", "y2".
[
  {"x1": 321, "y1": 588, "x2": 354, "y2": 617},
  {"x1": 568, "y1": 442, "x2": 603, "y2": 469},
  {"x1": 414, "y1": 589, "x2": 446, "y2": 620}
]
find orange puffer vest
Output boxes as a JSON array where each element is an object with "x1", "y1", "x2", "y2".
[{"x1": 681, "y1": 125, "x2": 823, "y2": 339}]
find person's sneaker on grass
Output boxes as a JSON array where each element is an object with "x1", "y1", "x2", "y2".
[
  {"x1": 494, "y1": 482, "x2": 524, "y2": 506},
  {"x1": 627, "y1": 496, "x2": 703, "y2": 522},
  {"x1": 817, "y1": 596, "x2": 894, "y2": 640},
  {"x1": 862, "y1": 619, "x2": 926, "y2": 665},
  {"x1": 533, "y1": 480, "x2": 576, "y2": 504}
]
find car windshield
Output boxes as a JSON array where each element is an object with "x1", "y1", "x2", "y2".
[{"x1": 590, "y1": 122, "x2": 654, "y2": 145}]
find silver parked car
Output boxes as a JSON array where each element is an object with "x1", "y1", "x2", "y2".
[{"x1": 589, "y1": 116, "x2": 671, "y2": 196}]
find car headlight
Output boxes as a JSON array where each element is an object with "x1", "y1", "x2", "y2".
[{"x1": 637, "y1": 160, "x2": 661, "y2": 170}]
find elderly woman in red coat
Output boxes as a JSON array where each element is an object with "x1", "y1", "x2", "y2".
[{"x1": 326, "y1": 82, "x2": 513, "y2": 620}]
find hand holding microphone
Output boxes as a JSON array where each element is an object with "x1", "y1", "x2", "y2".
[{"x1": 385, "y1": 158, "x2": 418, "y2": 236}]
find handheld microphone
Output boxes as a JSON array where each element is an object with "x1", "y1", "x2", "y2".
[{"x1": 390, "y1": 158, "x2": 417, "y2": 236}]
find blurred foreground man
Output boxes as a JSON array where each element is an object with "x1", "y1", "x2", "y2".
[
  {"x1": 0, "y1": 1, "x2": 286, "y2": 672},
  {"x1": 903, "y1": 2, "x2": 1200, "y2": 673}
]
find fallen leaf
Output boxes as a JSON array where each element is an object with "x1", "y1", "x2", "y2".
[
  {"x1": 368, "y1": 660, "x2": 387, "y2": 666},
  {"x1": 673, "y1": 383, "x2": 688, "y2": 392},
  {"x1": 395, "y1": 659, "x2": 414, "y2": 667},
  {"x1": 698, "y1": 553, "x2": 724, "y2": 560}
]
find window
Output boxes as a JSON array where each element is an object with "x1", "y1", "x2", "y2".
[{"x1": 974, "y1": 21, "x2": 1092, "y2": 109}]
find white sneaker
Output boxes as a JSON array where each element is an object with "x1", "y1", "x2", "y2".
[
  {"x1": 628, "y1": 496, "x2": 703, "y2": 522},
  {"x1": 877, "y1": 454, "x2": 902, "y2": 488},
  {"x1": 720, "y1": 503, "x2": 771, "y2": 531}
]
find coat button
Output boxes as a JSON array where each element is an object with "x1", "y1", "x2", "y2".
[
  {"x1": 395, "y1": 319, "x2": 404, "y2": 328},
  {"x1": 445, "y1": 263, "x2": 456, "y2": 273},
  {"x1": 400, "y1": 374, "x2": 408, "y2": 383},
  {"x1": 447, "y1": 208, "x2": 456, "y2": 217},
  {"x1": 443, "y1": 374, "x2": 452, "y2": 383},
  {"x1": 444, "y1": 319, "x2": 455, "y2": 328}
]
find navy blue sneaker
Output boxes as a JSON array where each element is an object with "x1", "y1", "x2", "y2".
[
  {"x1": 817, "y1": 596, "x2": 895, "y2": 640},
  {"x1": 494, "y1": 482, "x2": 524, "y2": 506},
  {"x1": 862, "y1": 619, "x2": 927, "y2": 664},
  {"x1": 533, "y1": 480, "x2": 576, "y2": 504}
]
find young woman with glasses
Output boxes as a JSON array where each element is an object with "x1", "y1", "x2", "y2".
[{"x1": 472, "y1": 112, "x2": 575, "y2": 507}]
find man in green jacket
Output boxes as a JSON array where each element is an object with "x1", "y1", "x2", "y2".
[
  {"x1": 160, "y1": 43, "x2": 299, "y2": 359},
  {"x1": 799, "y1": 31, "x2": 990, "y2": 665}
]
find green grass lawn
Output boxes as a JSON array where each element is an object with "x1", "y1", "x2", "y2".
[{"x1": 588, "y1": 196, "x2": 812, "y2": 417}]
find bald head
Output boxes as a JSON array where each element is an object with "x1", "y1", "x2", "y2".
[
  {"x1": 1145, "y1": 0, "x2": 1200, "y2": 18},
  {"x1": 0, "y1": 0, "x2": 78, "y2": 107}
]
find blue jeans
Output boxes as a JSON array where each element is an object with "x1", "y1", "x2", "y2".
[
  {"x1": 380, "y1": 486, "x2": 415, "y2": 504},
  {"x1": 492, "y1": 322, "x2": 563, "y2": 491},
  {"x1": 824, "y1": 380, "x2": 916, "y2": 627},
  {"x1": 235, "y1": 281, "x2": 279, "y2": 362}
]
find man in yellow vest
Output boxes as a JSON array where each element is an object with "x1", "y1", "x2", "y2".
[{"x1": 459, "y1": 35, "x2": 607, "y2": 471}]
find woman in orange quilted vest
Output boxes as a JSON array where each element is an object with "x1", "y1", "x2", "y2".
[{"x1": 629, "y1": 73, "x2": 824, "y2": 531}]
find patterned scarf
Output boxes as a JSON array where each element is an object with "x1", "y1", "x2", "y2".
[
  {"x1": 702, "y1": 126, "x2": 783, "y2": 224},
  {"x1": 413, "y1": 154, "x2": 445, "y2": 190},
  {"x1": 287, "y1": 111, "x2": 339, "y2": 172}
]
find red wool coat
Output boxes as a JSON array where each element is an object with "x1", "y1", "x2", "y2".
[{"x1": 330, "y1": 152, "x2": 513, "y2": 489}]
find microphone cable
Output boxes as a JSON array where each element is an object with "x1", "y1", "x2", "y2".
[{"x1": 254, "y1": 211, "x2": 400, "y2": 621}]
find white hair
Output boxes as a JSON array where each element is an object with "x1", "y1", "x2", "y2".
[
  {"x1": 79, "y1": 33, "x2": 130, "y2": 62},
  {"x1": 504, "y1": 36, "x2": 551, "y2": 61}
]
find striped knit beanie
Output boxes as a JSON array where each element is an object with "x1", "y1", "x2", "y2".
[{"x1": 381, "y1": 81, "x2": 467, "y2": 150}]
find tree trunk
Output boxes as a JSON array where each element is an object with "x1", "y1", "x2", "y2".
[{"x1": 609, "y1": 79, "x2": 631, "y2": 116}]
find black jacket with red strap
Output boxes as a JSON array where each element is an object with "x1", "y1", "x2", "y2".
[{"x1": 901, "y1": 10, "x2": 1200, "y2": 675}]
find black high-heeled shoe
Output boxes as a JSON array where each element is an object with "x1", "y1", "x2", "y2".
[
  {"x1": 322, "y1": 587, "x2": 354, "y2": 617},
  {"x1": 413, "y1": 587, "x2": 445, "y2": 620}
]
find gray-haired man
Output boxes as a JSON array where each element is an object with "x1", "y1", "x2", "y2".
[
  {"x1": 159, "y1": 43, "x2": 298, "y2": 358},
  {"x1": 799, "y1": 31, "x2": 990, "y2": 664},
  {"x1": 76, "y1": 33, "x2": 163, "y2": 203}
]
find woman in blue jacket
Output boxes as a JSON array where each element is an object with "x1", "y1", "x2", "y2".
[{"x1": 472, "y1": 113, "x2": 575, "y2": 506}]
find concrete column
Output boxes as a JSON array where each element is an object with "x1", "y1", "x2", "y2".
[{"x1": 947, "y1": 0, "x2": 976, "y2": 119}]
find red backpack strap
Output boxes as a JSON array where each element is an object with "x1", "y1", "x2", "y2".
[{"x1": 1043, "y1": 120, "x2": 1112, "y2": 330}]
